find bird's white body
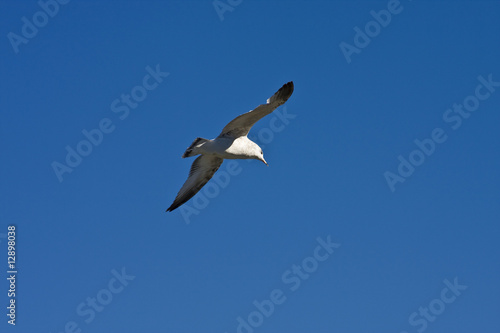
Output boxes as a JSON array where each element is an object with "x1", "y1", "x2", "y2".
[{"x1": 195, "y1": 136, "x2": 262, "y2": 160}]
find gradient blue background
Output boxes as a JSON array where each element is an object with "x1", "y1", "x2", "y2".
[{"x1": 1, "y1": 1, "x2": 499, "y2": 332}]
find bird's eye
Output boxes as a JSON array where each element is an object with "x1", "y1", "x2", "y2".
[{"x1": 260, "y1": 150, "x2": 263, "y2": 155}]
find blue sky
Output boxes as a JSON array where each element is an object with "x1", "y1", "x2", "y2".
[{"x1": 1, "y1": 0, "x2": 499, "y2": 332}]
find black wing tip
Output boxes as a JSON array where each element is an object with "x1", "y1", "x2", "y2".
[
  {"x1": 280, "y1": 81, "x2": 294, "y2": 93},
  {"x1": 166, "y1": 201, "x2": 180, "y2": 212},
  {"x1": 271, "y1": 81, "x2": 294, "y2": 104},
  {"x1": 282, "y1": 81, "x2": 294, "y2": 91}
]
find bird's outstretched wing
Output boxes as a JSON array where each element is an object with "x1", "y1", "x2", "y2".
[
  {"x1": 219, "y1": 81, "x2": 294, "y2": 138},
  {"x1": 166, "y1": 155, "x2": 223, "y2": 212}
]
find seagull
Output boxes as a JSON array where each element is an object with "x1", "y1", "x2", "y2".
[{"x1": 166, "y1": 81, "x2": 294, "y2": 212}]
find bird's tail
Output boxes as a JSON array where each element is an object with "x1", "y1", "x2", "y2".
[{"x1": 182, "y1": 137, "x2": 209, "y2": 158}]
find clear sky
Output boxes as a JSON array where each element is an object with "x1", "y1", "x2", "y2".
[{"x1": 1, "y1": 0, "x2": 499, "y2": 332}]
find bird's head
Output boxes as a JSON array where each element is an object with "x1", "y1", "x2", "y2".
[
  {"x1": 246, "y1": 140, "x2": 268, "y2": 166},
  {"x1": 254, "y1": 147, "x2": 268, "y2": 166}
]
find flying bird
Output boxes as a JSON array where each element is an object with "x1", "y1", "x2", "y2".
[{"x1": 167, "y1": 81, "x2": 294, "y2": 212}]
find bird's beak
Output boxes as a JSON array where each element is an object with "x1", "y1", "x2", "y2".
[{"x1": 261, "y1": 158, "x2": 268, "y2": 166}]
